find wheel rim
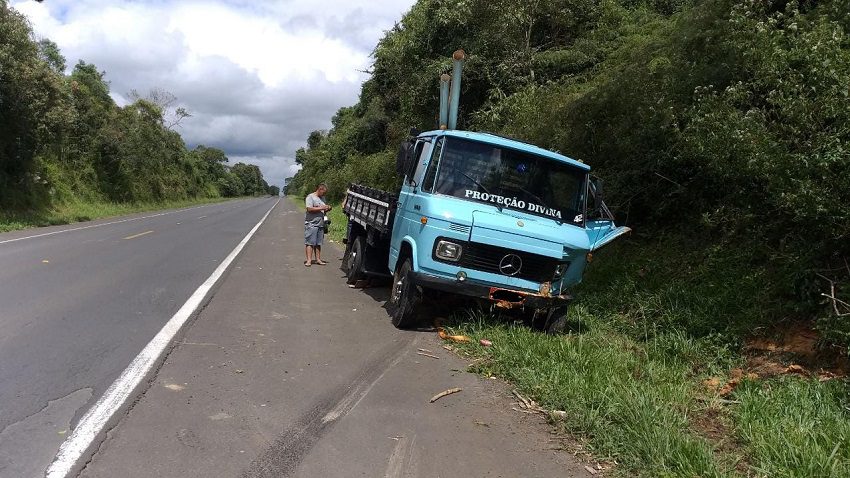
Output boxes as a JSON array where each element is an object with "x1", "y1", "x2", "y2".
[
  {"x1": 391, "y1": 269, "x2": 405, "y2": 304},
  {"x1": 346, "y1": 249, "x2": 357, "y2": 271}
]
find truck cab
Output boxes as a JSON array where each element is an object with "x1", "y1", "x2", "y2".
[
  {"x1": 380, "y1": 129, "x2": 628, "y2": 331},
  {"x1": 342, "y1": 49, "x2": 628, "y2": 332}
]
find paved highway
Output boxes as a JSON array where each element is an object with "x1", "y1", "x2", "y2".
[
  {"x1": 1, "y1": 197, "x2": 582, "y2": 478},
  {"x1": 0, "y1": 197, "x2": 278, "y2": 477}
]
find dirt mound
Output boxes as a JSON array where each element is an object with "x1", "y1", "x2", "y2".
[
  {"x1": 744, "y1": 321, "x2": 848, "y2": 379},
  {"x1": 704, "y1": 322, "x2": 847, "y2": 396}
]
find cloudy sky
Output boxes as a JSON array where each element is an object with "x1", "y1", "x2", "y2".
[{"x1": 11, "y1": 0, "x2": 416, "y2": 186}]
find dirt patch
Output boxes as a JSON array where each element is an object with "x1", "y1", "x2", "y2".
[
  {"x1": 744, "y1": 321, "x2": 848, "y2": 380},
  {"x1": 693, "y1": 322, "x2": 848, "y2": 473},
  {"x1": 702, "y1": 322, "x2": 848, "y2": 397},
  {"x1": 690, "y1": 406, "x2": 750, "y2": 473}
]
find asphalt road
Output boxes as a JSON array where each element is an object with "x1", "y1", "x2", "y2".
[
  {"x1": 0, "y1": 197, "x2": 278, "y2": 477},
  {"x1": 76, "y1": 199, "x2": 584, "y2": 478}
]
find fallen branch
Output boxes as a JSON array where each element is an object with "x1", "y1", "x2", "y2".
[
  {"x1": 512, "y1": 389, "x2": 533, "y2": 409},
  {"x1": 417, "y1": 351, "x2": 440, "y2": 359},
  {"x1": 817, "y1": 272, "x2": 850, "y2": 316},
  {"x1": 430, "y1": 387, "x2": 462, "y2": 403},
  {"x1": 512, "y1": 389, "x2": 544, "y2": 413}
]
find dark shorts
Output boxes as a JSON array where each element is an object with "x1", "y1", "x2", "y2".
[{"x1": 305, "y1": 222, "x2": 324, "y2": 246}]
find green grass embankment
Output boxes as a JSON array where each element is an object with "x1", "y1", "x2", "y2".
[
  {"x1": 442, "y1": 237, "x2": 850, "y2": 478},
  {"x1": 0, "y1": 196, "x2": 239, "y2": 233}
]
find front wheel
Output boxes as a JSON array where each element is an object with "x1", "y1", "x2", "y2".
[
  {"x1": 543, "y1": 305, "x2": 570, "y2": 334},
  {"x1": 388, "y1": 258, "x2": 422, "y2": 329}
]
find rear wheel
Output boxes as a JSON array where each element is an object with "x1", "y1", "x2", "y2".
[
  {"x1": 345, "y1": 235, "x2": 366, "y2": 284},
  {"x1": 388, "y1": 258, "x2": 422, "y2": 329}
]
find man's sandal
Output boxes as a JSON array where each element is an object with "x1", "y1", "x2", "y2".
[
  {"x1": 315, "y1": 260, "x2": 328, "y2": 266},
  {"x1": 304, "y1": 261, "x2": 311, "y2": 267}
]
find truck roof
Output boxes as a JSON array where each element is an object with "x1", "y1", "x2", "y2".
[{"x1": 420, "y1": 129, "x2": 591, "y2": 171}]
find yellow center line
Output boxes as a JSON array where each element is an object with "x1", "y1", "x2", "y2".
[{"x1": 123, "y1": 230, "x2": 154, "y2": 240}]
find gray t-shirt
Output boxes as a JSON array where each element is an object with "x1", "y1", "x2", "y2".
[{"x1": 305, "y1": 193, "x2": 326, "y2": 225}]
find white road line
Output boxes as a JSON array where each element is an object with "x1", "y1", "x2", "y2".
[
  {"x1": 122, "y1": 230, "x2": 154, "y2": 240},
  {"x1": 0, "y1": 200, "x2": 254, "y2": 245},
  {"x1": 44, "y1": 198, "x2": 279, "y2": 478}
]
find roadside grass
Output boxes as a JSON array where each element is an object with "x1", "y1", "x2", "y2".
[
  {"x1": 442, "y1": 236, "x2": 850, "y2": 477},
  {"x1": 0, "y1": 196, "x2": 236, "y2": 233},
  {"x1": 732, "y1": 377, "x2": 850, "y2": 478},
  {"x1": 450, "y1": 310, "x2": 738, "y2": 477}
]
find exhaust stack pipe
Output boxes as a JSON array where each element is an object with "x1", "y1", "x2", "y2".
[
  {"x1": 439, "y1": 74, "x2": 451, "y2": 130},
  {"x1": 447, "y1": 49, "x2": 465, "y2": 130}
]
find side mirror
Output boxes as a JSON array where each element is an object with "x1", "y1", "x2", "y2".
[
  {"x1": 590, "y1": 177, "x2": 604, "y2": 213},
  {"x1": 404, "y1": 141, "x2": 424, "y2": 184},
  {"x1": 592, "y1": 177, "x2": 604, "y2": 203},
  {"x1": 396, "y1": 140, "x2": 412, "y2": 176},
  {"x1": 589, "y1": 176, "x2": 616, "y2": 221}
]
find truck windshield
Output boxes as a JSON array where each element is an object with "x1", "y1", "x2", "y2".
[{"x1": 427, "y1": 137, "x2": 587, "y2": 224}]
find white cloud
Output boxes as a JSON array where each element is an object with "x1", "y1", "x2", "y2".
[{"x1": 10, "y1": 0, "x2": 416, "y2": 186}]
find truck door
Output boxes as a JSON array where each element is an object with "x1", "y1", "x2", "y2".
[{"x1": 389, "y1": 138, "x2": 432, "y2": 271}]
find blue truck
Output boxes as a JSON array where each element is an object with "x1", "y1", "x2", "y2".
[{"x1": 342, "y1": 50, "x2": 629, "y2": 333}]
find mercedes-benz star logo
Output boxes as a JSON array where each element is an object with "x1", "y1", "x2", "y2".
[{"x1": 498, "y1": 254, "x2": 523, "y2": 276}]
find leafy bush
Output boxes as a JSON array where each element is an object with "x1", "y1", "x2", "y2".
[{"x1": 292, "y1": 0, "x2": 850, "y2": 346}]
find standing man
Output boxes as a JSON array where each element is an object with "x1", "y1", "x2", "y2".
[{"x1": 305, "y1": 182, "x2": 331, "y2": 267}]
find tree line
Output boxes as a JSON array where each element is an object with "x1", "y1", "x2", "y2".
[
  {"x1": 291, "y1": 0, "x2": 850, "y2": 346},
  {"x1": 0, "y1": 1, "x2": 275, "y2": 213}
]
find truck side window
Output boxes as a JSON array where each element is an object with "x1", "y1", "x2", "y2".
[{"x1": 421, "y1": 138, "x2": 444, "y2": 193}]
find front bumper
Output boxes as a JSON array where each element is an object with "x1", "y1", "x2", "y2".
[{"x1": 410, "y1": 271, "x2": 572, "y2": 309}]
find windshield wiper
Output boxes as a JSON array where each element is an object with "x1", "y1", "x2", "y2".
[
  {"x1": 461, "y1": 172, "x2": 501, "y2": 211},
  {"x1": 461, "y1": 172, "x2": 489, "y2": 194},
  {"x1": 519, "y1": 187, "x2": 562, "y2": 225}
]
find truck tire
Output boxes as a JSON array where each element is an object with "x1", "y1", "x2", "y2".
[
  {"x1": 389, "y1": 258, "x2": 422, "y2": 329},
  {"x1": 345, "y1": 235, "x2": 366, "y2": 284},
  {"x1": 543, "y1": 305, "x2": 570, "y2": 335}
]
